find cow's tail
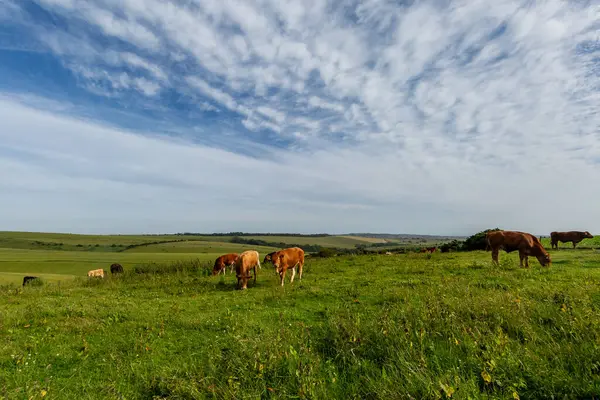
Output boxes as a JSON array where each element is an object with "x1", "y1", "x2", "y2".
[{"x1": 485, "y1": 232, "x2": 491, "y2": 251}]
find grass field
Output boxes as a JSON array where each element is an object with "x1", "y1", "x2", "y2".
[
  {"x1": 1, "y1": 231, "x2": 599, "y2": 398},
  {"x1": 0, "y1": 231, "x2": 444, "y2": 285}
]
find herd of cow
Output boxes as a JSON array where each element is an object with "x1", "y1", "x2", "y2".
[
  {"x1": 20, "y1": 230, "x2": 594, "y2": 289},
  {"x1": 485, "y1": 229, "x2": 594, "y2": 268},
  {"x1": 79, "y1": 247, "x2": 305, "y2": 291},
  {"x1": 211, "y1": 247, "x2": 305, "y2": 290}
]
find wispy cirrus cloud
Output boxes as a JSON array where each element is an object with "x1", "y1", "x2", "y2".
[{"x1": 0, "y1": 0, "x2": 598, "y2": 234}]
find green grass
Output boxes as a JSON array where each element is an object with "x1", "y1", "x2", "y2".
[{"x1": 1, "y1": 242, "x2": 600, "y2": 399}]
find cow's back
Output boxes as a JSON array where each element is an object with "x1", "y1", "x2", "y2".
[
  {"x1": 487, "y1": 230, "x2": 533, "y2": 251},
  {"x1": 237, "y1": 250, "x2": 259, "y2": 268},
  {"x1": 281, "y1": 247, "x2": 304, "y2": 263}
]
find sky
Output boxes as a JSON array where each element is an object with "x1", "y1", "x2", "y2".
[{"x1": 0, "y1": 0, "x2": 598, "y2": 236}]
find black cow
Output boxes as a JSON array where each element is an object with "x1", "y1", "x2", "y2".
[
  {"x1": 110, "y1": 263, "x2": 124, "y2": 274},
  {"x1": 22, "y1": 276, "x2": 38, "y2": 286}
]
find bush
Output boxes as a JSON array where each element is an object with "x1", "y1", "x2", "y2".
[
  {"x1": 439, "y1": 228, "x2": 501, "y2": 253},
  {"x1": 461, "y1": 228, "x2": 501, "y2": 251},
  {"x1": 316, "y1": 248, "x2": 337, "y2": 258}
]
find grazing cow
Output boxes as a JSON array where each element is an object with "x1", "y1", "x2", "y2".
[
  {"x1": 87, "y1": 268, "x2": 105, "y2": 278},
  {"x1": 425, "y1": 246, "x2": 437, "y2": 254},
  {"x1": 234, "y1": 250, "x2": 261, "y2": 290},
  {"x1": 212, "y1": 253, "x2": 239, "y2": 275},
  {"x1": 110, "y1": 263, "x2": 124, "y2": 274},
  {"x1": 486, "y1": 230, "x2": 551, "y2": 268},
  {"x1": 263, "y1": 251, "x2": 277, "y2": 264},
  {"x1": 550, "y1": 231, "x2": 594, "y2": 250},
  {"x1": 271, "y1": 247, "x2": 305, "y2": 287},
  {"x1": 22, "y1": 276, "x2": 38, "y2": 286}
]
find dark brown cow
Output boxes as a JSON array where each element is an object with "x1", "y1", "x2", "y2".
[
  {"x1": 110, "y1": 263, "x2": 124, "y2": 274},
  {"x1": 212, "y1": 253, "x2": 239, "y2": 276},
  {"x1": 22, "y1": 276, "x2": 38, "y2": 286},
  {"x1": 271, "y1": 247, "x2": 305, "y2": 287},
  {"x1": 234, "y1": 250, "x2": 261, "y2": 290},
  {"x1": 550, "y1": 231, "x2": 594, "y2": 250},
  {"x1": 486, "y1": 230, "x2": 551, "y2": 268},
  {"x1": 263, "y1": 251, "x2": 276, "y2": 264}
]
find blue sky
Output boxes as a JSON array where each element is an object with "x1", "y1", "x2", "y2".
[{"x1": 0, "y1": 0, "x2": 598, "y2": 235}]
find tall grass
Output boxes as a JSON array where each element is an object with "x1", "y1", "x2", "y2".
[{"x1": 1, "y1": 251, "x2": 600, "y2": 399}]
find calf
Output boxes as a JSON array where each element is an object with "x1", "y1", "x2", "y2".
[
  {"x1": 486, "y1": 230, "x2": 551, "y2": 268},
  {"x1": 550, "y1": 231, "x2": 594, "y2": 249},
  {"x1": 234, "y1": 250, "x2": 261, "y2": 290},
  {"x1": 22, "y1": 276, "x2": 38, "y2": 286},
  {"x1": 212, "y1": 253, "x2": 239, "y2": 275},
  {"x1": 271, "y1": 247, "x2": 305, "y2": 287},
  {"x1": 110, "y1": 263, "x2": 124, "y2": 274},
  {"x1": 87, "y1": 268, "x2": 105, "y2": 278}
]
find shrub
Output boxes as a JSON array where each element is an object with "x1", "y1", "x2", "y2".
[
  {"x1": 440, "y1": 240, "x2": 462, "y2": 253},
  {"x1": 462, "y1": 228, "x2": 501, "y2": 251},
  {"x1": 316, "y1": 248, "x2": 337, "y2": 258}
]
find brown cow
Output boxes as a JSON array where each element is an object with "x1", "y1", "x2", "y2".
[
  {"x1": 234, "y1": 250, "x2": 261, "y2": 290},
  {"x1": 486, "y1": 230, "x2": 551, "y2": 268},
  {"x1": 271, "y1": 247, "x2": 305, "y2": 287},
  {"x1": 550, "y1": 231, "x2": 593, "y2": 250},
  {"x1": 212, "y1": 253, "x2": 239, "y2": 275}
]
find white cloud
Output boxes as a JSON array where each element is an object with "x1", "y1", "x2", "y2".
[
  {"x1": 1, "y1": 0, "x2": 599, "y2": 234},
  {"x1": 2, "y1": 96, "x2": 600, "y2": 235},
  {"x1": 119, "y1": 52, "x2": 167, "y2": 82}
]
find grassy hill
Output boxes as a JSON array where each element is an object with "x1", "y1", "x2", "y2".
[
  {"x1": 1, "y1": 248, "x2": 600, "y2": 398},
  {"x1": 1, "y1": 230, "x2": 599, "y2": 398}
]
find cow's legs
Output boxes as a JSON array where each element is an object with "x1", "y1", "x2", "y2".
[
  {"x1": 518, "y1": 251, "x2": 524, "y2": 267},
  {"x1": 519, "y1": 251, "x2": 529, "y2": 268},
  {"x1": 279, "y1": 268, "x2": 286, "y2": 286},
  {"x1": 298, "y1": 262, "x2": 303, "y2": 280},
  {"x1": 491, "y1": 249, "x2": 500, "y2": 265},
  {"x1": 290, "y1": 267, "x2": 296, "y2": 284},
  {"x1": 573, "y1": 241, "x2": 577, "y2": 248}
]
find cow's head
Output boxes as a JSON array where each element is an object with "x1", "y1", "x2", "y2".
[
  {"x1": 237, "y1": 273, "x2": 248, "y2": 290},
  {"x1": 212, "y1": 260, "x2": 222, "y2": 275},
  {"x1": 536, "y1": 252, "x2": 551, "y2": 267},
  {"x1": 584, "y1": 231, "x2": 594, "y2": 239},
  {"x1": 263, "y1": 252, "x2": 274, "y2": 264}
]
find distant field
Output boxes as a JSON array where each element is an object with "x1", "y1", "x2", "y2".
[
  {"x1": 122, "y1": 241, "x2": 279, "y2": 254},
  {"x1": 0, "y1": 249, "x2": 214, "y2": 285},
  {"x1": 240, "y1": 235, "x2": 391, "y2": 248},
  {"x1": 0, "y1": 231, "x2": 421, "y2": 252},
  {"x1": 336, "y1": 235, "x2": 389, "y2": 244}
]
